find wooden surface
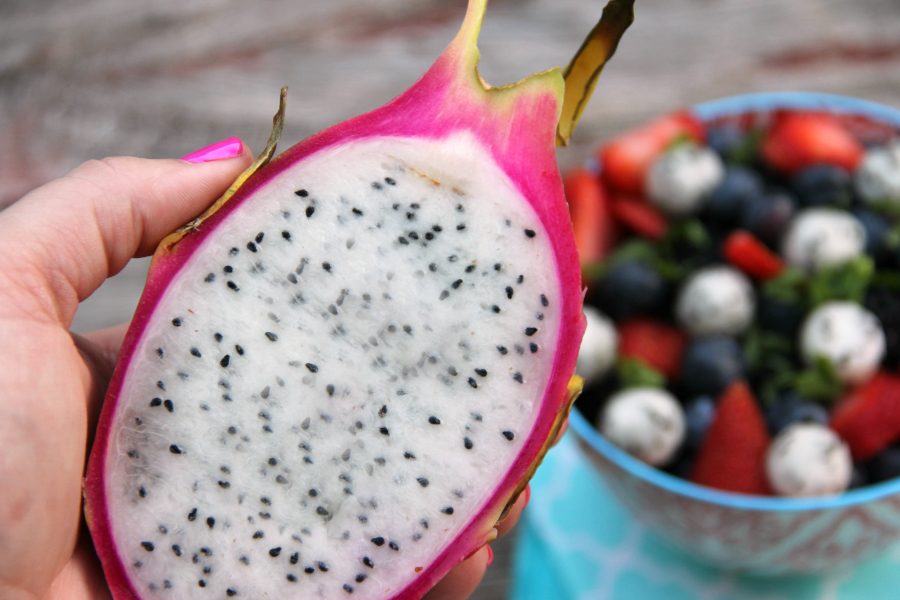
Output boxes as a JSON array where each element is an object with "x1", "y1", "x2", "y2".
[{"x1": 3, "y1": 0, "x2": 900, "y2": 598}]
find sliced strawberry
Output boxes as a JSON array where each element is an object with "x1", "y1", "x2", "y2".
[
  {"x1": 563, "y1": 168, "x2": 617, "y2": 266},
  {"x1": 761, "y1": 112, "x2": 864, "y2": 175},
  {"x1": 722, "y1": 230, "x2": 785, "y2": 281},
  {"x1": 691, "y1": 382, "x2": 772, "y2": 495},
  {"x1": 831, "y1": 371, "x2": 900, "y2": 462},
  {"x1": 617, "y1": 318, "x2": 688, "y2": 380},
  {"x1": 599, "y1": 111, "x2": 705, "y2": 196},
  {"x1": 610, "y1": 195, "x2": 668, "y2": 240}
]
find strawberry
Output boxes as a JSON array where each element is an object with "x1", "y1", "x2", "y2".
[
  {"x1": 599, "y1": 111, "x2": 705, "y2": 196},
  {"x1": 722, "y1": 230, "x2": 785, "y2": 281},
  {"x1": 617, "y1": 318, "x2": 688, "y2": 380},
  {"x1": 609, "y1": 195, "x2": 668, "y2": 240},
  {"x1": 761, "y1": 112, "x2": 864, "y2": 175},
  {"x1": 691, "y1": 382, "x2": 772, "y2": 495},
  {"x1": 831, "y1": 371, "x2": 900, "y2": 462},
  {"x1": 563, "y1": 168, "x2": 617, "y2": 266}
]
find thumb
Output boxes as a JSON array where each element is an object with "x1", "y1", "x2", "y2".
[{"x1": 0, "y1": 138, "x2": 253, "y2": 326}]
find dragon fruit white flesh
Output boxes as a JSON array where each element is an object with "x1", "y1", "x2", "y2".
[{"x1": 84, "y1": 1, "x2": 633, "y2": 598}]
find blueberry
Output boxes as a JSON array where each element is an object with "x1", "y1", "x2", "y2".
[
  {"x1": 867, "y1": 444, "x2": 900, "y2": 484},
  {"x1": 683, "y1": 396, "x2": 716, "y2": 450},
  {"x1": 705, "y1": 123, "x2": 747, "y2": 159},
  {"x1": 851, "y1": 207, "x2": 892, "y2": 267},
  {"x1": 864, "y1": 288, "x2": 900, "y2": 369},
  {"x1": 738, "y1": 189, "x2": 796, "y2": 248},
  {"x1": 757, "y1": 297, "x2": 804, "y2": 338},
  {"x1": 765, "y1": 391, "x2": 829, "y2": 435},
  {"x1": 594, "y1": 260, "x2": 669, "y2": 321},
  {"x1": 790, "y1": 164, "x2": 853, "y2": 208},
  {"x1": 705, "y1": 166, "x2": 765, "y2": 226},
  {"x1": 680, "y1": 337, "x2": 746, "y2": 398}
]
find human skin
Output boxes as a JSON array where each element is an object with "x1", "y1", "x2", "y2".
[{"x1": 0, "y1": 143, "x2": 533, "y2": 600}]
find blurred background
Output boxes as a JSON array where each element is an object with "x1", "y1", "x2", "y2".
[{"x1": 2, "y1": 0, "x2": 899, "y2": 597}]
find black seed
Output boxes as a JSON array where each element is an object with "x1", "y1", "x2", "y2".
[
  {"x1": 306, "y1": 206, "x2": 315, "y2": 217},
  {"x1": 304, "y1": 567, "x2": 315, "y2": 574},
  {"x1": 439, "y1": 290, "x2": 450, "y2": 300},
  {"x1": 429, "y1": 263, "x2": 437, "y2": 272},
  {"x1": 150, "y1": 397, "x2": 162, "y2": 407},
  {"x1": 306, "y1": 363, "x2": 318, "y2": 373},
  {"x1": 198, "y1": 580, "x2": 206, "y2": 588},
  {"x1": 247, "y1": 241, "x2": 257, "y2": 252},
  {"x1": 228, "y1": 426, "x2": 237, "y2": 435},
  {"x1": 253, "y1": 531, "x2": 264, "y2": 539},
  {"x1": 240, "y1": 556, "x2": 249, "y2": 565},
  {"x1": 287, "y1": 273, "x2": 297, "y2": 284},
  {"x1": 541, "y1": 294, "x2": 549, "y2": 307},
  {"x1": 269, "y1": 547, "x2": 282, "y2": 557},
  {"x1": 467, "y1": 377, "x2": 477, "y2": 389},
  {"x1": 267, "y1": 457, "x2": 277, "y2": 467},
  {"x1": 525, "y1": 327, "x2": 538, "y2": 336},
  {"x1": 205, "y1": 273, "x2": 215, "y2": 283},
  {"x1": 207, "y1": 517, "x2": 216, "y2": 528},
  {"x1": 371, "y1": 537, "x2": 385, "y2": 546},
  {"x1": 525, "y1": 229, "x2": 536, "y2": 238},
  {"x1": 316, "y1": 506, "x2": 328, "y2": 516},
  {"x1": 188, "y1": 508, "x2": 197, "y2": 521},
  {"x1": 157, "y1": 380, "x2": 165, "y2": 390},
  {"x1": 417, "y1": 478, "x2": 429, "y2": 487},
  {"x1": 235, "y1": 345, "x2": 244, "y2": 355},
  {"x1": 503, "y1": 431, "x2": 516, "y2": 440},
  {"x1": 224, "y1": 265, "x2": 234, "y2": 273},
  {"x1": 255, "y1": 232, "x2": 264, "y2": 243},
  {"x1": 452, "y1": 279, "x2": 463, "y2": 289},
  {"x1": 172, "y1": 544, "x2": 182, "y2": 556},
  {"x1": 515, "y1": 345, "x2": 525, "y2": 355},
  {"x1": 141, "y1": 542, "x2": 154, "y2": 552},
  {"x1": 352, "y1": 208, "x2": 364, "y2": 216},
  {"x1": 384, "y1": 177, "x2": 396, "y2": 185},
  {"x1": 506, "y1": 286, "x2": 514, "y2": 299},
  {"x1": 380, "y1": 427, "x2": 389, "y2": 436},
  {"x1": 214, "y1": 332, "x2": 223, "y2": 342},
  {"x1": 372, "y1": 181, "x2": 383, "y2": 190},
  {"x1": 497, "y1": 346, "x2": 508, "y2": 355},
  {"x1": 404, "y1": 452, "x2": 415, "y2": 460},
  {"x1": 218, "y1": 481, "x2": 230, "y2": 489},
  {"x1": 464, "y1": 437, "x2": 473, "y2": 450},
  {"x1": 138, "y1": 486, "x2": 146, "y2": 497},
  {"x1": 230, "y1": 247, "x2": 239, "y2": 255},
  {"x1": 260, "y1": 496, "x2": 271, "y2": 505},
  {"x1": 259, "y1": 512, "x2": 271, "y2": 519},
  {"x1": 513, "y1": 372, "x2": 524, "y2": 383},
  {"x1": 403, "y1": 325, "x2": 412, "y2": 334},
  {"x1": 220, "y1": 355, "x2": 231, "y2": 368},
  {"x1": 290, "y1": 552, "x2": 299, "y2": 565},
  {"x1": 379, "y1": 405, "x2": 388, "y2": 417},
  {"x1": 425, "y1": 232, "x2": 434, "y2": 240},
  {"x1": 448, "y1": 254, "x2": 458, "y2": 262},
  {"x1": 286, "y1": 573, "x2": 298, "y2": 582},
  {"x1": 322, "y1": 262, "x2": 331, "y2": 272},
  {"x1": 406, "y1": 212, "x2": 415, "y2": 220},
  {"x1": 164, "y1": 399, "x2": 174, "y2": 412},
  {"x1": 475, "y1": 368, "x2": 487, "y2": 377},
  {"x1": 318, "y1": 562, "x2": 328, "y2": 572},
  {"x1": 296, "y1": 189, "x2": 309, "y2": 197},
  {"x1": 192, "y1": 554, "x2": 199, "y2": 564},
  {"x1": 282, "y1": 230, "x2": 291, "y2": 240},
  {"x1": 457, "y1": 224, "x2": 466, "y2": 230},
  {"x1": 172, "y1": 318, "x2": 182, "y2": 327},
  {"x1": 169, "y1": 445, "x2": 182, "y2": 454},
  {"x1": 201, "y1": 547, "x2": 212, "y2": 556},
  {"x1": 517, "y1": 274, "x2": 524, "y2": 284},
  {"x1": 276, "y1": 475, "x2": 288, "y2": 484},
  {"x1": 389, "y1": 541, "x2": 399, "y2": 551},
  {"x1": 356, "y1": 573, "x2": 367, "y2": 583},
  {"x1": 265, "y1": 332, "x2": 278, "y2": 342},
  {"x1": 326, "y1": 384, "x2": 335, "y2": 396},
  {"x1": 530, "y1": 343, "x2": 538, "y2": 353},
  {"x1": 227, "y1": 281, "x2": 239, "y2": 291},
  {"x1": 441, "y1": 507, "x2": 454, "y2": 515},
  {"x1": 156, "y1": 348, "x2": 164, "y2": 358},
  {"x1": 343, "y1": 584, "x2": 354, "y2": 594},
  {"x1": 448, "y1": 366, "x2": 458, "y2": 376},
  {"x1": 428, "y1": 416, "x2": 441, "y2": 425},
  {"x1": 227, "y1": 589, "x2": 237, "y2": 597},
  {"x1": 536, "y1": 311, "x2": 544, "y2": 321},
  {"x1": 398, "y1": 236, "x2": 409, "y2": 245},
  {"x1": 363, "y1": 557, "x2": 374, "y2": 568}
]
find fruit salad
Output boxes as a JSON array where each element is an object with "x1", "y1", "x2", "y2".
[{"x1": 571, "y1": 103, "x2": 900, "y2": 497}]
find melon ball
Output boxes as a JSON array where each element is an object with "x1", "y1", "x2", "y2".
[
  {"x1": 781, "y1": 208, "x2": 866, "y2": 272},
  {"x1": 646, "y1": 143, "x2": 725, "y2": 217},
  {"x1": 800, "y1": 301, "x2": 885, "y2": 385},
  {"x1": 766, "y1": 423, "x2": 853, "y2": 497},
  {"x1": 675, "y1": 265, "x2": 755, "y2": 337},
  {"x1": 855, "y1": 140, "x2": 900, "y2": 206},
  {"x1": 599, "y1": 387, "x2": 685, "y2": 466},
  {"x1": 576, "y1": 306, "x2": 618, "y2": 386}
]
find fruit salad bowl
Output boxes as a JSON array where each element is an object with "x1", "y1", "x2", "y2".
[{"x1": 571, "y1": 91, "x2": 900, "y2": 575}]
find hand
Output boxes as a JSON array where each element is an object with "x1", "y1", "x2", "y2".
[{"x1": 0, "y1": 139, "x2": 538, "y2": 600}]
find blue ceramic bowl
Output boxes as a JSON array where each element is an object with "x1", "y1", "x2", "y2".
[{"x1": 573, "y1": 91, "x2": 900, "y2": 575}]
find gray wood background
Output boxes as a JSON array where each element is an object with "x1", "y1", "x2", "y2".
[{"x1": 3, "y1": 0, "x2": 900, "y2": 597}]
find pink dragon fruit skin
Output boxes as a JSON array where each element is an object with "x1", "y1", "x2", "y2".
[{"x1": 84, "y1": 0, "x2": 586, "y2": 598}]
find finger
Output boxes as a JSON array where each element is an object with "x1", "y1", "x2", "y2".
[
  {"x1": 422, "y1": 545, "x2": 491, "y2": 600},
  {"x1": 78, "y1": 322, "x2": 130, "y2": 373},
  {"x1": 0, "y1": 141, "x2": 253, "y2": 326},
  {"x1": 552, "y1": 417, "x2": 569, "y2": 446},
  {"x1": 70, "y1": 323, "x2": 130, "y2": 446},
  {"x1": 496, "y1": 484, "x2": 530, "y2": 539}
]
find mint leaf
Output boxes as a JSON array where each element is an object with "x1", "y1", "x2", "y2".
[
  {"x1": 761, "y1": 267, "x2": 807, "y2": 306},
  {"x1": 665, "y1": 218, "x2": 710, "y2": 249},
  {"x1": 727, "y1": 127, "x2": 764, "y2": 165},
  {"x1": 807, "y1": 256, "x2": 874, "y2": 307},
  {"x1": 794, "y1": 355, "x2": 844, "y2": 402},
  {"x1": 616, "y1": 358, "x2": 666, "y2": 389}
]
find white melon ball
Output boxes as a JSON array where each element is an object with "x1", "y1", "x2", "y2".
[
  {"x1": 781, "y1": 208, "x2": 866, "y2": 273},
  {"x1": 576, "y1": 306, "x2": 618, "y2": 385},
  {"x1": 675, "y1": 265, "x2": 756, "y2": 337},
  {"x1": 766, "y1": 423, "x2": 853, "y2": 497},
  {"x1": 598, "y1": 387, "x2": 685, "y2": 466},
  {"x1": 855, "y1": 139, "x2": 900, "y2": 205},
  {"x1": 800, "y1": 301, "x2": 885, "y2": 385},
  {"x1": 647, "y1": 143, "x2": 725, "y2": 217}
]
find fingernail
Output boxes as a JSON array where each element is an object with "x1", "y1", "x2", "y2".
[
  {"x1": 181, "y1": 137, "x2": 244, "y2": 163},
  {"x1": 524, "y1": 484, "x2": 532, "y2": 506},
  {"x1": 485, "y1": 545, "x2": 494, "y2": 568}
]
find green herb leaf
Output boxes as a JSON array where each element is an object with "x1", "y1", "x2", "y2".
[
  {"x1": 726, "y1": 127, "x2": 764, "y2": 165},
  {"x1": 616, "y1": 358, "x2": 666, "y2": 389},
  {"x1": 872, "y1": 269, "x2": 900, "y2": 294},
  {"x1": 665, "y1": 218, "x2": 710, "y2": 249},
  {"x1": 793, "y1": 355, "x2": 844, "y2": 402},
  {"x1": 864, "y1": 198, "x2": 900, "y2": 221},
  {"x1": 807, "y1": 256, "x2": 874, "y2": 307},
  {"x1": 761, "y1": 267, "x2": 807, "y2": 306}
]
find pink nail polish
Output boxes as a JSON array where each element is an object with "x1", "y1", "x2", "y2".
[
  {"x1": 485, "y1": 545, "x2": 494, "y2": 568},
  {"x1": 181, "y1": 137, "x2": 244, "y2": 163}
]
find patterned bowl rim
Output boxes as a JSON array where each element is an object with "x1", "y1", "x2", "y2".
[{"x1": 573, "y1": 90, "x2": 900, "y2": 513}]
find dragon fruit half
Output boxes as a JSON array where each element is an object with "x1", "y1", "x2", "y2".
[{"x1": 84, "y1": 1, "x2": 632, "y2": 598}]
